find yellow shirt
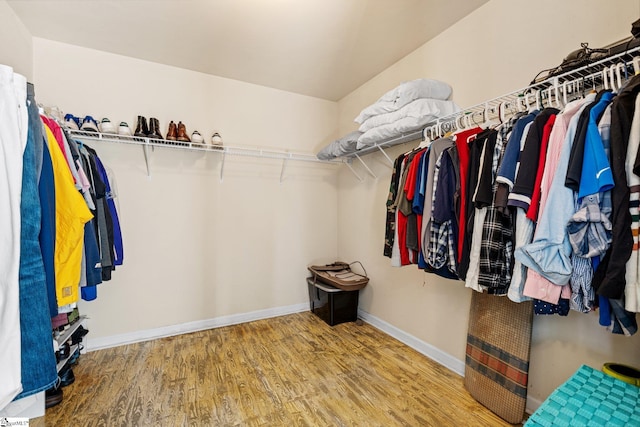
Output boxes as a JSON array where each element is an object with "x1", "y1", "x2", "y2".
[{"x1": 44, "y1": 123, "x2": 93, "y2": 306}]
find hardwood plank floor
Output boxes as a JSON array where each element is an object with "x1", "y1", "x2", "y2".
[{"x1": 33, "y1": 312, "x2": 517, "y2": 426}]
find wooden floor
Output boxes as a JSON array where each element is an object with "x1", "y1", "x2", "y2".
[{"x1": 33, "y1": 312, "x2": 516, "y2": 426}]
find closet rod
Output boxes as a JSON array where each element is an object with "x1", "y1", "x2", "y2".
[{"x1": 422, "y1": 45, "x2": 640, "y2": 139}]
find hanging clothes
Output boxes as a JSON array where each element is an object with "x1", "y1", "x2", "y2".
[
  {"x1": 44, "y1": 121, "x2": 94, "y2": 307},
  {"x1": 382, "y1": 61, "x2": 640, "y2": 334},
  {"x1": 0, "y1": 64, "x2": 27, "y2": 410},
  {"x1": 595, "y1": 75, "x2": 640, "y2": 299},
  {"x1": 15, "y1": 82, "x2": 58, "y2": 400}
]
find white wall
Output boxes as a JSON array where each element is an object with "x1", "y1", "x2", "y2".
[
  {"x1": 32, "y1": 38, "x2": 340, "y2": 341},
  {"x1": 337, "y1": 0, "x2": 640, "y2": 406},
  {"x1": 0, "y1": 0, "x2": 32, "y2": 78}
]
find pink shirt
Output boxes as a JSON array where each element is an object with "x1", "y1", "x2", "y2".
[{"x1": 522, "y1": 98, "x2": 587, "y2": 303}]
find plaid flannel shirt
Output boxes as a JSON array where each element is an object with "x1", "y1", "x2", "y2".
[{"x1": 478, "y1": 115, "x2": 521, "y2": 293}]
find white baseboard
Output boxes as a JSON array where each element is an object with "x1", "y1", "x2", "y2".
[
  {"x1": 357, "y1": 309, "x2": 542, "y2": 414},
  {"x1": 85, "y1": 302, "x2": 309, "y2": 352},
  {"x1": 357, "y1": 309, "x2": 465, "y2": 376},
  {"x1": 525, "y1": 396, "x2": 543, "y2": 414}
]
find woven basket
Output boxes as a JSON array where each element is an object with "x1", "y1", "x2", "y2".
[{"x1": 464, "y1": 292, "x2": 534, "y2": 424}]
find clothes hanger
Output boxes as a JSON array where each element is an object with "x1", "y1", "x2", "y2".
[
  {"x1": 442, "y1": 120, "x2": 455, "y2": 138},
  {"x1": 422, "y1": 126, "x2": 432, "y2": 144},
  {"x1": 480, "y1": 102, "x2": 497, "y2": 128},
  {"x1": 610, "y1": 64, "x2": 619, "y2": 92},
  {"x1": 554, "y1": 78, "x2": 562, "y2": 107},
  {"x1": 471, "y1": 110, "x2": 482, "y2": 127},
  {"x1": 536, "y1": 89, "x2": 544, "y2": 109},
  {"x1": 561, "y1": 80, "x2": 572, "y2": 105},
  {"x1": 505, "y1": 100, "x2": 520, "y2": 122},
  {"x1": 497, "y1": 101, "x2": 507, "y2": 124},
  {"x1": 614, "y1": 62, "x2": 625, "y2": 91},
  {"x1": 589, "y1": 74, "x2": 597, "y2": 94},
  {"x1": 456, "y1": 113, "x2": 467, "y2": 131},
  {"x1": 515, "y1": 94, "x2": 526, "y2": 112},
  {"x1": 603, "y1": 67, "x2": 611, "y2": 90},
  {"x1": 547, "y1": 86, "x2": 562, "y2": 108},
  {"x1": 524, "y1": 91, "x2": 539, "y2": 113}
]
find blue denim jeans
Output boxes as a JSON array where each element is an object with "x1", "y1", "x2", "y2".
[{"x1": 14, "y1": 84, "x2": 57, "y2": 399}]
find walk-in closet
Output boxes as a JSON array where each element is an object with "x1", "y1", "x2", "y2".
[{"x1": 1, "y1": 1, "x2": 639, "y2": 425}]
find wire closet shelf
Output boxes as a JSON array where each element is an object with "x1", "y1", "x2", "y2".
[
  {"x1": 66, "y1": 129, "x2": 331, "y2": 163},
  {"x1": 424, "y1": 45, "x2": 640, "y2": 141},
  {"x1": 342, "y1": 44, "x2": 640, "y2": 169},
  {"x1": 66, "y1": 129, "x2": 339, "y2": 181}
]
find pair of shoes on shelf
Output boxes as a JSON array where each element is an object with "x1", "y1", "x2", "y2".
[
  {"x1": 166, "y1": 121, "x2": 194, "y2": 143},
  {"x1": 66, "y1": 114, "x2": 131, "y2": 137},
  {"x1": 134, "y1": 116, "x2": 164, "y2": 139},
  {"x1": 65, "y1": 114, "x2": 98, "y2": 132}
]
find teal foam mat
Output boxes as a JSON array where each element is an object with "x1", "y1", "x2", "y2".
[{"x1": 526, "y1": 365, "x2": 640, "y2": 427}]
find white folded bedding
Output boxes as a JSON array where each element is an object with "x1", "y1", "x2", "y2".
[
  {"x1": 358, "y1": 98, "x2": 460, "y2": 133},
  {"x1": 354, "y1": 78, "x2": 452, "y2": 124},
  {"x1": 356, "y1": 109, "x2": 459, "y2": 150},
  {"x1": 316, "y1": 130, "x2": 362, "y2": 160}
]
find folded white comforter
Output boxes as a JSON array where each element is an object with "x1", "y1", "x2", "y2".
[{"x1": 354, "y1": 78, "x2": 452, "y2": 124}]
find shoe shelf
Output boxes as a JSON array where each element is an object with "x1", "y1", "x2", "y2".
[
  {"x1": 54, "y1": 315, "x2": 86, "y2": 373},
  {"x1": 56, "y1": 343, "x2": 81, "y2": 372},
  {"x1": 67, "y1": 129, "x2": 342, "y2": 182},
  {"x1": 54, "y1": 315, "x2": 87, "y2": 347}
]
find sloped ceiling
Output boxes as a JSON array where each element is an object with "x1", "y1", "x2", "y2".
[{"x1": 7, "y1": 0, "x2": 487, "y2": 101}]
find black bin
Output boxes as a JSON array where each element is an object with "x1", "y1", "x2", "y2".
[{"x1": 307, "y1": 278, "x2": 359, "y2": 326}]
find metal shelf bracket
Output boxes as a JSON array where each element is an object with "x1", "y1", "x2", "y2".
[
  {"x1": 354, "y1": 153, "x2": 376, "y2": 179},
  {"x1": 344, "y1": 160, "x2": 363, "y2": 182},
  {"x1": 141, "y1": 141, "x2": 152, "y2": 177},
  {"x1": 376, "y1": 145, "x2": 394, "y2": 166},
  {"x1": 220, "y1": 151, "x2": 226, "y2": 183},
  {"x1": 280, "y1": 157, "x2": 288, "y2": 183}
]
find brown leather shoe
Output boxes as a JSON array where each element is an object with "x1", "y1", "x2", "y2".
[
  {"x1": 177, "y1": 121, "x2": 191, "y2": 142},
  {"x1": 166, "y1": 121, "x2": 177, "y2": 140}
]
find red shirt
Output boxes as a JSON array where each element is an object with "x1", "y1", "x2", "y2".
[
  {"x1": 454, "y1": 127, "x2": 482, "y2": 262},
  {"x1": 526, "y1": 114, "x2": 557, "y2": 222}
]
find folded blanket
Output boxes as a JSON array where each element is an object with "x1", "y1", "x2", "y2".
[
  {"x1": 359, "y1": 98, "x2": 460, "y2": 133},
  {"x1": 355, "y1": 78, "x2": 452, "y2": 124},
  {"x1": 316, "y1": 130, "x2": 362, "y2": 160},
  {"x1": 357, "y1": 114, "x2": 443, "y2": 150}
]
